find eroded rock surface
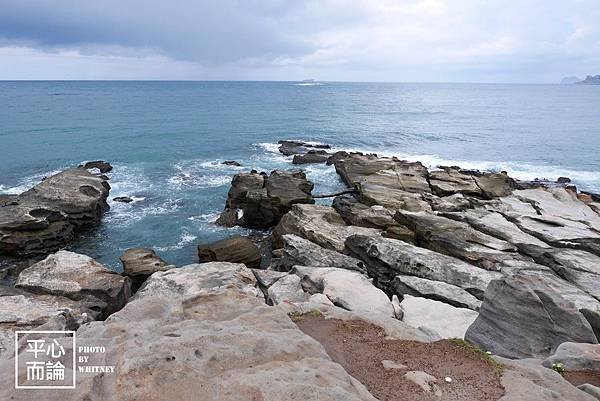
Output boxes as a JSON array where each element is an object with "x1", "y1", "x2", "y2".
[
  {"x1": 0, "y1": 168, "x2": 110, "y2": 256},
  {"x1": 218, "y1": 170, "x2": 314, "y2": 228},
  {"x1": 1, "y1": 262, "x2": 378, "y2": 401},
  {"x1": 198, "y1": 235, "x2": 262, "y2": 268}
]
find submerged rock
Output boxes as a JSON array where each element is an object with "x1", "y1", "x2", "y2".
[
  {"x1": 278, "y1": 140, "x2": 331, "y2": 156},
  {"x1": 0, "y1": 168, "x2": 110, "y2": 257},
  {"x1": 198, "y1": 235, "x2": 262, "y2": 268},
  {"x1": 113, "y1": 196, "x2": 133, "y2": 203}
]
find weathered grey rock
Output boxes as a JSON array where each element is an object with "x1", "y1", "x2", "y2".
[
  {"x1": 219, "y1": 170, "x2": 314, "y2": 228},
  {"x1": 346, "y1": 234, "x2": 502, "y2": 298},
  {"x1": 82, "y1": 160, "x2": 113, "y2": 173},
  {"x1": 294, "y1": 266, "x2": 396, "y2": 318},
  {"x1": 198, "y1": 235, "x2": 262, "y2": 268},
  {"x1": 426, "y1": 193, "x2": 472, "y2": 212},
  {"x1": 429, "y1": 168, "x2": 482, "y2": 196},
  {"x1": 16, "y1": 251, "x2": 131, "y2": 318},
  {"x1": 252, "y1": 269, "x2": 289, "y2": 289},
  {"x1": 273, "y1": 204, "x2": 380, "y2": 252},
  {"x1": 330, "y1": 152, "x2": 431, "y2": 193},
  {"x1": 393, "y1": 275, "x2": 482, "y2": 310},
  {"x1": 543, "y1": 342, "x2": 600, "y2": 372},
  {"x1": 271, "y1": 234, "x2": 365, "y2": 273},
  {"x1": 400, "y1": 295, "x2": 478, "y2": 339},
  {"x1": 0, "y1": 168, "x2": 110, "y2": 256},
  {"x1": 266, "y1": 274, "x2": 309, "y2": 305},
  {"x1": 465, "y1": 272, "x2": 599, "y2": 359},
  {"x1": 442, "y1": 209, "x2": 551, "y2": 251},
  {"x1": 578, "y1": 384, "x2": 600, "y2": 400},
  {"x1": 520, "y1": 247, "x2": 600, "y2": 301},
  {"x1": 120, "y1": 247, "x2": 173, "y2": 291},
  {"x1": 0, "y1": 292, "x2": 92, "y2": 359},
  {"x1": 395, "y1": 210, "x2": 529, "y2": 270},
  {"x1": 497, "y1": 357, "x2": 597, "y2": 401},
  {"x1": 292, "y1": 150, "x2": 331, "y2": 164},
  {"x1": 333, "y1": 194, "x2": 406, "y2": 230},
  {"x1": 488, "y1": 188, "x2": 600, "y2": 255},
  {"x1": 214, "y1": 207, "x2": 239, "y2": 227},
  {"x1": 0, "y1": 262, "x2": 377, "y2": 401}
]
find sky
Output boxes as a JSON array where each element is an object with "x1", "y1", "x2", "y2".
[{"x1": 0, "y1": 0, "x2": 599, "y2": 82}]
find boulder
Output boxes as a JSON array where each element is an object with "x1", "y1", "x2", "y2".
[
  {"x1": 0, "y1": 262, "x2": 377, "y2": 401},
  {"x1": 266, "y1": 274, "x2": 309, "y2": 305},
  {"x1": 294, "y1": 266, "x2": 396, "y2": 318},
  {"x1": 218, "y1": 170, "x2": 314, "y2": 228},
  {"x1": 15, "y1": 251, "x2": 131, "y2": 318},
  {"x1": 272, "y1": 204, "x2": 380, "y2": 252},
  {"x1": 346, "y1": 234, "x2": 502, "y2": 298},
  {"x1": 399, "y1": 295, "x2": 478, "y2": 339},
  {"x1": 497, "y1": 357, "x2": 598, "y2": 401},
  {"x1": 543, "y1": 342, "x2": 600, "y2": 372},
  {"x1": 465, "y1": 272, "x2": 599, "y2": 359},
  {"x1": 332, "y1": 194, "x2": 402, "y2": 229},
  {"x1": 292, "y1": 150, "x2": 331, "y2": 164},
  {"x1": 120, "y1": 247, "x2": 173, "y2": 291},
  {"x1": 271, "y1": 234, "x2": 365, "y2": 273},
  {"x1": 0, "y1": 168, "x2": 110, "y2": 256},
  {"x1": 214, "y1": 207, "x2": 239, "y2": 227},
  {"x1": 392, "y1": 275, "x2": 482, "y2": 310},
  {"x1": 198, "y1": 235, "x2": 262, "y2": 268}
]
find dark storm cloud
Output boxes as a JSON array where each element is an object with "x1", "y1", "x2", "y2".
[{"x1": 0, "y1": 0, "x2": 362, "y2": 64}]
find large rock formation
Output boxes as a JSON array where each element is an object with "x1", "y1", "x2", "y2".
[
  {"x1": 217, "y1": 170, "x2": 314, "y2": 228},
  {"x1": 0, "y1": 168, "x2": 110, "y2": 256},
  {"x1": 271, "y1": 234, "x2": 365, "y2": 273},
  {"x1": 272, "y1": 204, "x2": 380, "y2": 252},
  {"x1": 15, "y1": 251, "x2": 131, "y2": 318},
  {"x1": 120, "y1": 247, "x2": 173, "y2": 292},
  {"x1": 1, "y1": 262, "x2": 377, "y2": 401},
  {"x1": 346, "y1": 234, "x2": 502, "y2": 297},
  {"x1": 465, "y1": 272, "x2": 599, "y2": 359}
]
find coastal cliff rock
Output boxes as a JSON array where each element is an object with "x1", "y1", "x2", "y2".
[
  {"x1": 465, "y1": 272, "x2": 599, "y2": 359},
  {"x1": 1, "y1": 262, "x2": 378, "y2": 401},
  {"x1": 345, "y1": 234, "x2": 502, "y2": 297},
  {"x1": 0, "y1": 168, "x2": 110, "y2": 256},
  {"x1": 271, "y1": 234, "x2": 365, "y2": 273},
  {"x1": 217, "y1": 170, "x2": 314, "y2": 228},
  {"x1": 272, "y1": 204, "x2": 380, "y2": 252},
  {"x1": 15, "y1": 251, "x2": 131, "y2": 318}
]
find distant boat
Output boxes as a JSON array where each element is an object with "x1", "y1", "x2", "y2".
[{"x1": 295, "y1": 79, "x2": 322, "y2": 86}]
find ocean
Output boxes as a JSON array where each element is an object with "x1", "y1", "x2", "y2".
[{"x1": 1, "y1": 81, "x2": 599, "y2": 269}]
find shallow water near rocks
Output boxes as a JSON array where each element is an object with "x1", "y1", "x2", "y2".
[{"x1": 1, "y1": 81, "x2": 600, "y2": 269}]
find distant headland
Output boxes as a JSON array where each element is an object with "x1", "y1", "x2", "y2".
[{"x1": 562, "y1": 75, "x2": 600, "y2": 84}]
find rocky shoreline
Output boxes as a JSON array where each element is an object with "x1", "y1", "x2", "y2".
[{"x1": 1, "y1": 144, "x2": 600, "y2": 400}]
